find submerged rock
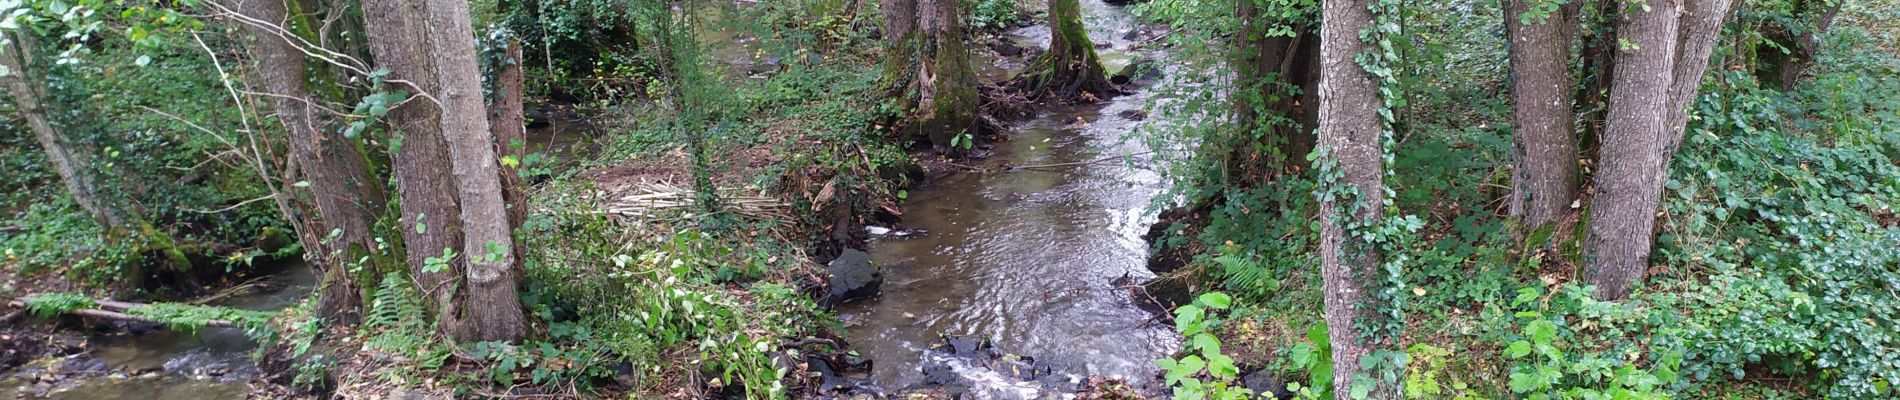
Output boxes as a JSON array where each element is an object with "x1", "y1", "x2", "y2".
[
  {"x1": 825, "y1": 249, "x2": 882, "y2": 305},
  {"x1": 1110, "y1": 57, "x2": 1164, "y2": 86}
]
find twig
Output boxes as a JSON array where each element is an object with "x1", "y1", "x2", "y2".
[{"x1": 183, "y1": 194, "x2": 281, "y2": 214}]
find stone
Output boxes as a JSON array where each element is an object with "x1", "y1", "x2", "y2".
[{"x1": 825, "y1": 249, "x2": 882, "y2": 305}]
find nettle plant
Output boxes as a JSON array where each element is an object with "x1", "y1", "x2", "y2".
[{"x1": 1157, "y1": 292, "x2": 1254, "y2": 400}]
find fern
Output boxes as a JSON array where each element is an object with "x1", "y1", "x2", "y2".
[
  {"x1": 364, "y1": 272, "x2": 434, "y2": 355},
  {"x1": 23, "y1": 292, "x2": 95, "y2": 318}
]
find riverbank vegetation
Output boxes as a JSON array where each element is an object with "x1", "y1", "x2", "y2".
[{"x1": 1, "y1": 0, "x2": 1894, "y2": 398}]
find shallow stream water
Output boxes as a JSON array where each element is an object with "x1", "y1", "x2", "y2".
[{"x1": 837, "y1": 0, "x2": 1178, "y2": 393}]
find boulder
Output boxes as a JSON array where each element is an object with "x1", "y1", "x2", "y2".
[{"x1": 825, "y1": 249, "x2": 882, "y2": 305}]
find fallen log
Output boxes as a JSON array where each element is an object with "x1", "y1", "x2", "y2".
[{"x1": 6, "y1": 298, "x2": 244, "y2": 329}]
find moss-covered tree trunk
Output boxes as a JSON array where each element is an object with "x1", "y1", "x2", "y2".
[
  {"x1": 1016, "y1": 0, "x2": 1117, "y2": 101},
  {"x1": 881, "y1": 0, "x2": 981, "y2": 153}
]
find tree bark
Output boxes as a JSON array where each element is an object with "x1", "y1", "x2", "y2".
[
  {"x1": 885, "y1": 0, "x2": 980, "y2": 153},
  {"x1": 1017, "y1": 0, "x2": 1117, "y2": 101},
  {"x1": 1316, "y1": 0, "x2": 1401, "y2": 397},
  {"x1": 1, "y1": 32, "x2": 124, "y2": 230},
  {"x1": 424, "y1": 0, "x2": 526, "y2": 342},
  {"x1": 1585, "y1": 0, "x2": 1680, "y2": 301},
  {"x1": 1506, "y1": 0, "x2": 1582, "y2": 229},
  {"x1": 229, "y1": 0, "x2": 387, "y2": 323},
  {"x1": 361, "y1": 0, "x2": 469, "y2": 335}
]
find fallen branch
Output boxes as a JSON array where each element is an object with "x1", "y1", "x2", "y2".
[{"x1": 7, "y1": 297, "x2": 246, "y2": 329}]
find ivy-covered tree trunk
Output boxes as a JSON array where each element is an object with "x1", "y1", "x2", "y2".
[
  {"x1": 1506, "y1": 0, "x2": 1582, "y2": 230},
  {"x1": 1586, "y1": 0, "x2": 1680, "y2": 301},
  {"x1": 1, "y1": 31, "x2": 124, "y2": 231},
  {"x1": 426, "y1": 0, "x2": 527, "y2": 342},
  {"x1": 362, "y1": 0, "x2": 469, "y2": 335},
  {"x1": 881, "y1": 0, "x2": 980, "y2": 153},
  {"x1": 1016, "y1": 0, "x2": 1117, "y2": 101},
  {"x1": 228, "y1": 0, "x2": 387, "y2": 322},
  {"x1": 1316, "y1": 0, "x2": 1401, "y2": 397}
]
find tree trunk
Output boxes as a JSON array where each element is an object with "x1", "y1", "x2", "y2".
[
  {"x1": 889, "y1": 0, "x2": 980, "y2": 153},
  {"x1": 1233, "y1": 0, "x2": 1320, "y2": 176},
  {"x1": 424, "y1": 0, "x2": 526, "y2": 342},
  {"x1": 487, "y1": 37, "x2": 530, "y2": 269},
  {"x1": 1017, "y1": 0, "x2": 1117, "y2": 101},
  {"x1": 1506, "y1": 0, "x2": 1582, "y2": 230},
  {"x1": 229, "y1": 0, "x2": 387, "y2": 322},
  {"x1": 1, "y1": 32, "x2": 124, "y2": 230},
  {"x1": 1661, "y1": 0, "x2": 1735, "y2": 156},
  {"x1": 1316, "y1": 0, "x2": 1401, "y2": 397},
  {"x1": 1585, "y1": 0, "x2": 1680, "y2": 301},
  {"x1": 361, "y1": 0, "x2": 469, "y2": 335}
]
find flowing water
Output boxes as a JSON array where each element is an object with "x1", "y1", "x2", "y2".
[{"x1": 837, "y1": 1, "x2": 1179, "y2": 393}]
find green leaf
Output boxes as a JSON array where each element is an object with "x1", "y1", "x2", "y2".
[
  {"x1": 1508, "y1": 371, "x2": 1539, "y2": 393},
  {"x1": 1506, "y1": 340, "x2": 1532, "y2": 358},
  {"x1": 1197, "y1": 292, "x2": 1233, "y2": 309},
  {"x1": 1192, "y1": 333, "x2": 1220, "y2": 353},
  {"x1": 1206, "y1": 353, "x2": 1239, "y2": 379}
]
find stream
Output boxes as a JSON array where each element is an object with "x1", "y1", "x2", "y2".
[
  {"x1": 1, "y1": 263, "x2": 314, "y2": 399},
  {"x1": 837, "y1": 0, "x2": 1179, "y2": 395}
]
